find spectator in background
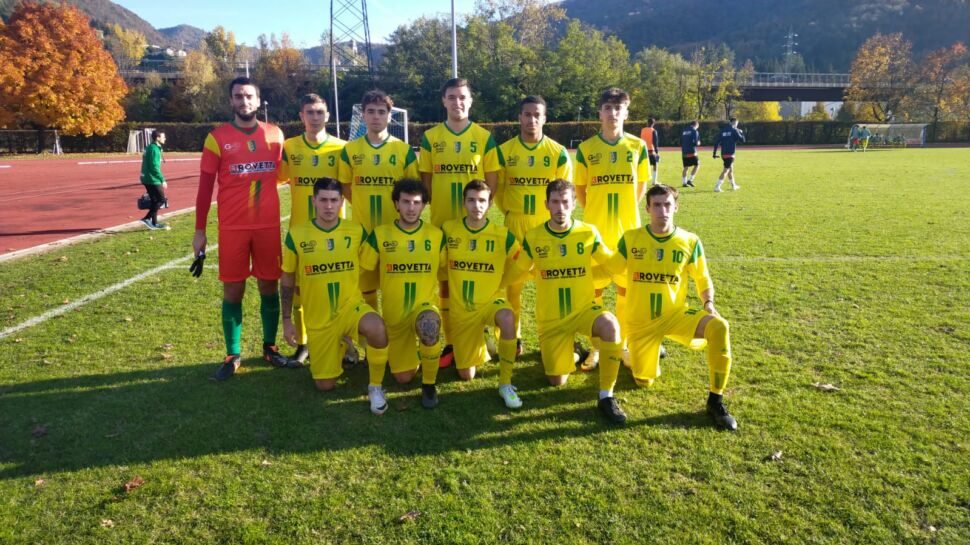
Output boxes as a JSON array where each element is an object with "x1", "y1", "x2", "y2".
[{"x1": 140, "y1": 130, "x2": 169, "y2": 230}]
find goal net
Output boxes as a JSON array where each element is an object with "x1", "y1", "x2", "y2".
[
  {"x1": 0, "y1": 129, "x2": 62, "y2": 154},
  {"x1": 127, "y1": 128, "x2": 156, "y2": 154},
  {"x1": 848, "y1": 124, "x2": 927, "y2": 148},
  {"x1": 348, "y1": 105, "x2": 409, "y2": 144}
]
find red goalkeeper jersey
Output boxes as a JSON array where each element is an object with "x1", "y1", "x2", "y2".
[{"x1": 200, "y1": 121, "x2": 285, "y2": 230}]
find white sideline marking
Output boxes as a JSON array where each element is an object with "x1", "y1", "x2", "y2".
[
  {"x1": 0, "y1": 165, "x2": 11, "y2": 169},
  {"x1": 1, "y1": 214, "x2": 290, "y2": 339},
  {"x1": 77, "y1": 158, "x2": 200, "y2": 165}
]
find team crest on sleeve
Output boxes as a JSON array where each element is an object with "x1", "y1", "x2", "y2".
[
  {"x1": 407, "y1": 240, "x2": 415, "y2": 252},
  {"x1": 311, "y1": 155, "x2": 319, "y2": 167},
  {"x1": 656, "y1": 249, "x2": 664, "y2": 261},
  {"x1": 247, "y1": 140, "x2": 257, "y2": 152},
  {"x1": 454, "y1": 142, "x2": 462, "y2": 153},
  {"x1": 327, "y1": 238, "x2": 335, "y2": 251},
  {"x1": 372, "y1": 154, "x2": 381, "y2": 165},
  {"x1": 559, "y1": 244, "x2": 567, "y2": 257},
  {"x1": 609, "y1": 151, "x2": 618, "y2": 163}
]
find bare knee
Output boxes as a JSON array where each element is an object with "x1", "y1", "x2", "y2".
[
  {"x1": 415, "y1": 311, "x2": 441, "y2": 346},
  {"x1": 223, "y1": 281, "x2": 246, "y2": 303},
  {"x1": 314, "y1": 379, "x2": 337, "y2": 391},
  {"x1": 495, "y1": 310, "x2": 515, "y2": 339},
  {"x1": 458, "y1": 367, "x2": 476, "y2": 381},
  {"x1": 547, "y1": 374, "x2": 568, "y2": 386},
  {"x1": 360, "y1": 313, "x2": 388, "y2": 348},
  {"x1": 592, "y1": 314, "x2": 620, "y2": 343},
  {"x1": 393, "y1": 370, "x2": 416, "y2": 384}
]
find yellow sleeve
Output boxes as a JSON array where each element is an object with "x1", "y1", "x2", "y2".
[
  {"x1": 591, "y1": 230, "x2": 615, "y2": 265},
  {"x1": 278, "y1": 143, "x2": 290, "y2": 182},
  {"x1": 359, "y1": 231, "x2": 380, "y2": 271},
  {"x1": 603, "y1": 233, "x2": 629, "y2": 275},
  {"x1": 501, "y1": 235, "x2": 534, "y2": 289},
  {"x1": 282, "y1": 231, "x2": 298, "y2": 273},
  {"x1": 483, "y1": 134, "x2": 501, "y2": 173},
  {"x1": 636, "y1": 142, "x2": 650, "y2": 183},
  {"x1": 338, "y1": 147, "x2": 352, "y2": 186},
  {"x1": 403, "y1": 147, "x2": 419, "y2": 179},
  {"x1": 688, "y1": 239, "x2": 714, "y2": 294},
  {"x1": 573, "y1": 144, "x2": 588, "y2": 187},
  {"x1": 556, "y1": 147, "x2": 573, "y2": 182},
  {"x1": 418, "y1": 133, "x2": 433, "y2": 174}
]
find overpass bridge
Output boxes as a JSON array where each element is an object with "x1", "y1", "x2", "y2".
[{"x1": 729, "y1": 72, "x2": 850, "y2": 102}]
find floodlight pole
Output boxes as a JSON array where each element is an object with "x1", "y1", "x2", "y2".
[
  {"x1": 332, "y1": 55, "x2": 341, "y2": 139},
  {"x1": 451, "y1": 0, "x2": 458, "y2": 77}
]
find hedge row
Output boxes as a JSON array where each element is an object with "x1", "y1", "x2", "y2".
[{"x1": 3, "y1": 120, "x2": 967, "y2": 154}]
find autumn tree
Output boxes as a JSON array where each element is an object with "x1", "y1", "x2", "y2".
[
  {"x1": 846, "y1": 33, "x2": 914, "y2": 122},
  {"x1": 918, "y1": 42, "x2": 969, "y2": 128},
  {"x1": 473, "y1": 0, "x2": 565, "y2": 49},
  {"x1": 734, "y1": 101, "x2": 782, "y2": 121},
  {"x1": 205, "y1": 26, "x2": 238, "y2": 77},
  {"x1": 105, "y1": 23, "x2": 147, "y2": 72},
  {"x1": 803, "y1": 101, "x2": 831, "y2": 120},
  {"x1": 0, "y1": 2, "x2": 126, "y2": 135},
  {"x1": 254, "y1": 33, "x2": 311, "y2": 121}
]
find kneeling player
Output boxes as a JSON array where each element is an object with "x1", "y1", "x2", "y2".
[
  {"x1": 609, "y1": 184, "x2": 737, "y2": 430},
  {"x1": 360, "y1": 179, "x2": 446, "y2": 409},
  {"x1": 506, "y1": 180, "x2": 627, "y2": 424},
  {"x1": 442, "y1": 180, "x2": 523, "y2": 409},
  {"x1": 280, "y1": 179, "x2": 391, "y2": 415}
]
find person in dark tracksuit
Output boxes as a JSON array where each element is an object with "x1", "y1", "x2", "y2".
[
  {"x1": 680, "y1": 120, "x2": 701, "y2": 188},
  {"x1": 712, "y1": 117, "x2": 745, "y2": 192}
]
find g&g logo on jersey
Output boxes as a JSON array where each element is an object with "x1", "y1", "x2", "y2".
[
  {"x1": 247, "y1": 140, "x2": 257, "y2": 152},
  {"x1": 372, "y1": 154, "x2": 381, "y2": 166},
  {"x1": 559, "y1": 244, "x2": 567, "y2": 257},
  {"x1": 382, "y1": 240, "x2": 398, "y2": 253},
  {"x1": 407, "y1": 240, "x2": 415, "y2": 252},
  {"x1": 447, "y1": 236, "x2": 462, "y2": 249},
  {"x1": 630, "y1": 247, "x2": 644, "y2": 259},
  {"x1": 655, "y1": 249, "x2": 664, "y2": 261},
  {"x1": 609, "y1": 151, "x2": 618, "y2": 163},
  {"x1": 433, "y1": 142, "x2": 446, "y2": 153},
  {"x1": 454, "y1": 142, "x2": 462, "y2": 153},
  {"x1": 311, "y1": 155, "x2": 319, "y2": 167},
  {"x1": 535, "y1": 245, "x2": 550, "y2": 258},
  {"x1": 327, "y1": 238, "x2": 335, "y2": 251},
  {"x1": 300, "y1": 240, "x2": 317, "y2": 253},
  {"x1": 587, "y1": 152, "x2": 602, "y2": 165}
]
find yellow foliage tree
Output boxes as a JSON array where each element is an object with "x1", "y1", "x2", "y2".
[
  {"x1": 106, "y1": 23, "x2": 147, "y2": 72},
  {"x1": 734, "y1": 101, "x2": 782, "y2": 121},
  {"x1": 846, "y1": 33, "x2": 914, "y2": 122},
  {"x1": 0, "y1": 2, "x2": 126, "y2": 135}
]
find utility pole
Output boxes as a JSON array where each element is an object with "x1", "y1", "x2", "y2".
[{"x1": 783, "y1": 26, "x2": 798, "y2": 74}]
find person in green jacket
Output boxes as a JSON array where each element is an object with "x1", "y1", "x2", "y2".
[{"x1": 140, "y1": 130, "x2": 169, "y2": 230}]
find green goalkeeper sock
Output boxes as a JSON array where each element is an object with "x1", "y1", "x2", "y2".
[
  {"x1": 221, "y1": 300, "x2": 243, "y2": 355},
  {"x1": 260, "y1": 292, "x2": 280, "y2": 345}
]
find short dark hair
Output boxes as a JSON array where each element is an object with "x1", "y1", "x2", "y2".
[
  {"x1": 463, "y1": 179, "x2": 491, "y2": 199},
  {"x1": 729, "y1": 116, "x2": 738, "y2": 123},
  {"x1": 441, "y1": 78, "x2": 471, "y2": 98},
  {"x1": 392, "y1": 178, "x2": 429, "y2": 203},
  {"x1": 546, "y1": 179, "x2": 574, "y2": 200},
  {"x1": 690, "y1": 120, "x2": 699, "y2": 128},
  {"x1": 300, "y1": 93, "x2": 327, "y2": 110},
  {"x1": 313, "y1": 177, "x2": 343, "y2": 196},
  {"x1": 520, "y1": 95, "x2": 546, "y2": 111},
  {"x1": 598, "y1": 87, "x2": 630, "y2": 108},
  {"x1": 646, "y1": 184, "x2": 679, "y2": 204},
  {"x1": 361, "y1": 89, "x2": 393, "y2": 110},
  {"x1": 229, "y1": 76, "x2": 259, "y2": 98},
  {"x1": 647, "y1": 117, "x2": 656, "y2": 126},
  {"x1": 151, "y1": 130, "x2": 164, "y2": 142}
]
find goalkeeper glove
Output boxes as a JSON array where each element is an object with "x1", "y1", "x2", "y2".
[{"x1": 189, "y1": 251, "x2": 206, "y2": 277}]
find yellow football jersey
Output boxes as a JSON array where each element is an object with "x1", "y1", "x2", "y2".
[
  {"x1": 498, "y1": 135, "x2": 572, "y2": 216},
  {"x1": 282, "y1": 218, "x2": 368, "y2": 327},
  {"x1": 610, "y1": 226, "x2": 713, "y2": 329},
  {"x1": 359, "y1": 220, "x2": 446, "y2": 326},
  {"x1": 279, "y1": 133, "x2": 347, "y2": 226},
  {"x1": 573, "y1": 133, "x2": 650, "y2": 248},
  {"x1": 514, "y1": 220, "x2": 613, "y2": 327},
  {"x1": 441, "y1": 218, "x2": 520, "y2": 312},
  {"x1": 338, "y1": 134, "x2": 419, "y2": 231},
  {"x1": 418, "y1": 122, "x2": 502, "y2": 226}
]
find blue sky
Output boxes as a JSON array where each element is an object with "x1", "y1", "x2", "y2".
[{"x1": 115, "y1": 0, "x2": 479, "y2": 48}]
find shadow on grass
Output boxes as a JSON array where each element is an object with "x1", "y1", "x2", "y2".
[{"x1": 0, "y1": 355, "x2": 714, "y2": 478}]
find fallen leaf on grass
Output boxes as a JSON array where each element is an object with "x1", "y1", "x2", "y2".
[
  {"x1": 159, "y1": 353, "x2": 174, "y2": 360},
  {"x1": 812, "y1": 382, "x2": 840, "y2": 392},
  {"x1": 31, "y1": 425, "x2": 47, "y2": 438},
  {"x1": 14, "y1": 338, "x2": 23, "y2": 343},
  {"x1": 34, "y1": 478, "x2": 45, "y2": 487},
  {"x1": 100, "y1": 519, "x2": 115, "y2": 528},
  {"x1": 62, "y1": 298, "x2": 70, "y2": 304},
  {"x1": 765, "y1": 451, "x2": 783, "y2": 462},
  {"x1": 58, "y1": 256, "x2": 68, "y2": 262},
  {"x1": 123, "y1": 476, "x2": 144, "y2": 492},
  {"x1": 395, "y1": 510, "x2": 421, "y2": 524},
  {"x1": 123, "y1": 317, "x2": 133, "y2": 323},
  {"x1": 161, "y1": 343, "x2": 174, "y2": 350},
  {"x1": 260, "y1": 459, "x2": 272, "y2": 466}
]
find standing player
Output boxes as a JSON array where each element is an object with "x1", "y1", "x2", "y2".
[
  {"x1": 712, "y1": 117, "x2": 745, "y2": 192},
  {"x1": 608, "y1": 184, "x2": 737, "y2": 430},
  {"x1": 639, "y1": 117, "x2": 661, "y2": 185},
  {"x1": 418, "y1": 78, "x2": 502, "y2": 368},
  {"x1": 339, "y1": 89, "x2": 419, "y2": 312},
  {"x1": 193, "y1": 77, "x2": 289, "y2": 380},
  {"x1": 497, "y1": 95, "x2": 571, "y2": 349},
  {"x1": 573, "y1": 87, "x2": 650, "y2": 369},
  {"x1": 359, "y1": 179, "x2": 447, "y2": 409},
  {"x1": 278, "y1": 93, "x2": 348, "y2": 364},
  {"x1": 442, "y1": 180, "x2": 523, "y2": 409},
  {"x1": 506, "y1": 180, "x2": 627, "y2": 423},
  {"x1": 280, "y1": 179, "x2": 391, "y2": 415},
  {"x1": 858, "y1": 125, "x2": 871, "y2": 152},
  {"x1": 139, "y1": 130, "x2": 168, "y2": 230},
  {"x1": 680, "y1": 120, "x2": 701, "y2": 188}
]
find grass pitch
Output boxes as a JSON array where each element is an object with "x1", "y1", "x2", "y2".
[{"x1": 1, "y1": 148, "x2": 968, "y2": 544}]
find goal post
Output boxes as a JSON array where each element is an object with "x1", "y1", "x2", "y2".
[
  {"x1": 848, "y1": 124, "x2": 927, "y2": 148},
  {"x1": 348, "y1": 105, "x2": 409, "y2": 144},
  {"x1": 127, "y1": 128, "x2": 155, "y2": 154}
]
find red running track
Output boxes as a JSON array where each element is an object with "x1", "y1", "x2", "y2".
[{"x1": 0, "y1": 155, "x2": 204, "y2": 256}]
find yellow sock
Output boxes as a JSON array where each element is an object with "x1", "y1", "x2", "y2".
[
  {"x1": 498, "y1": 338, "x2": 516, "y2": 385},
  {"x1": 615, "y1": 294, "x2": 627, "y2": 347},
  {"x1": 598, "y1": 339, "x2": 622, "y2": 392},
  {"x1": 293, "y1": 301, "x2": 307, "y2": 345},
  {"x1": 419, "y1": 342, "x2": 441, "y2": 385},
  {"x1": 508, "y1": 283, "x2": 523, "y2": 337},
  {"x1": 704, "y1": 316, "x2": 732, "y2": 394},
  {"x1": 367, "y1": 345, "x2": 388, "y2": 387},
  {"x1": 440, "y1": 297, "x2": 451, "y2": 342},
  {"x1": 363, "y1": 290, "x2": 378, "y2": 312}
]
